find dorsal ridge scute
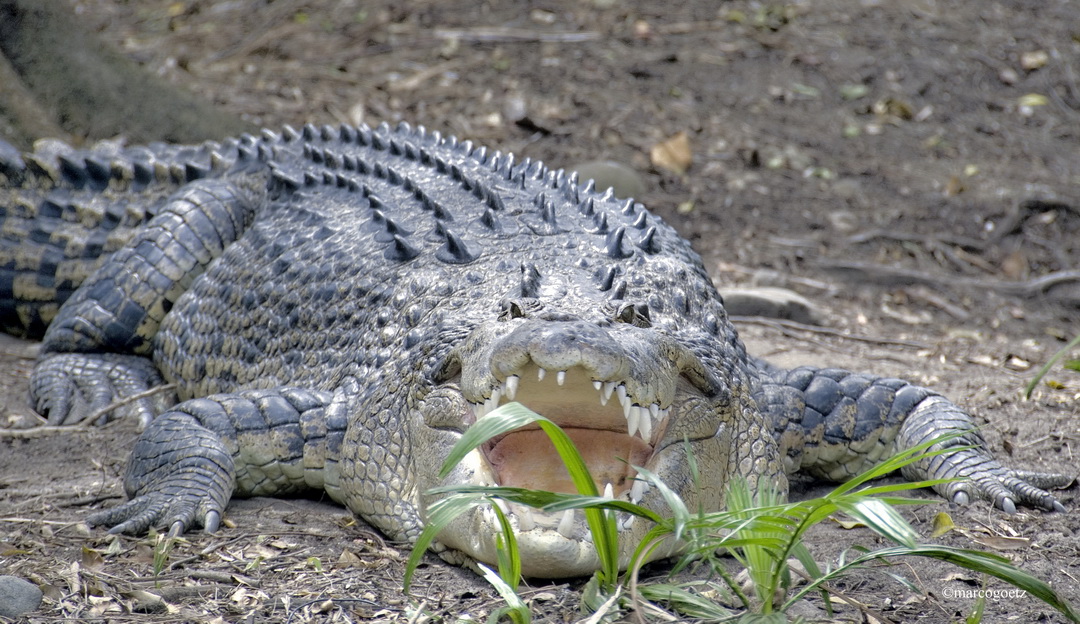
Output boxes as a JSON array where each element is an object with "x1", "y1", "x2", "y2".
[
  {"x1": 520, "y1": 263, "x2": 542, "y2": 298},
  {"x1": 606, "y1": 226, "x2": 633, "y2": 259},
  {"x1": 437, "y1": 228, "x2": 478, "y2": 264}
]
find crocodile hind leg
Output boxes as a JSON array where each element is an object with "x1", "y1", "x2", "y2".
[
  {"x1": 31, "y1": 179, "x2": 256, "y2": 425},
  {"x1": 89, "y1": 386, "x2": 343, "y2": 536},
  {"x1": 755, "y1": 362, "x2": 1071, "y2": 512}
]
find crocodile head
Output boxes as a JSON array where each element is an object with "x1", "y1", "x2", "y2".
[{"x1": 417, "y1": 294, "x2": 781, "y2": 578}]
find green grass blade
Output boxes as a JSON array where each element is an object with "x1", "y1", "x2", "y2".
[
  {"x1": 404, "y1": 493, "x2": 486, "y2": 591},
  {"x1": 491, "y1": 502, "x2": 521, "y2": 590},
  {"x1": 826, "y1": 432, "x2": 971, "y2": 497},
  {"x1": 789, "y1": 541, "x2": 834, "y2": 615},
  {"x1": 637, "y1": 583, "x2": 736, "y2": 620},
  {"x1": 836, "y1": 498, "x2": 919, "y2": 548},
  {"x1": 435, "y1": 402, "x2": 622, "y2": 587},
  {"x1": 424, "y1": 484, "x2": 664, "y2": 523},
  {"x1": 1024, "y1": 331, "x2": 1080, "y2": 399},
  {"x1": 633, "y1": 464, "x2": 690, "y2": 540},
  {"x1": 477, "y1": 563, "x2": 531, "y2": 624},
  {"x1": 785, "y1": 544, "x2": 1079, "y2": 622}
]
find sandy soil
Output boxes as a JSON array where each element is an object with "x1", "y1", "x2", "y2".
[{"x1": 2, "y1": 0, "x2": 1079, "y2": 622}]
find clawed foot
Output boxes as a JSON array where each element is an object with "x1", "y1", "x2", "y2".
[
  {"x1": 88, "y1": 410, "x2": 235, "y2": 536},
  {"x1": 945, "y1": 468, "x2": 1072, "y2": 514},
  {"x1": 88, "y1": 491, "x2": 223, "y2": 537},
  {"x1": 30, "y1": 353, "x2": 173, "y2": 426}
]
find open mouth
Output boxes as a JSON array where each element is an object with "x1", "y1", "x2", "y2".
[{"x1": 463, "y1": 363, "x2": 677, "y2": 533}]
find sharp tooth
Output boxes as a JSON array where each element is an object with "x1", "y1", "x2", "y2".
[
  {"x1": 616, "y1": 384, "x2": 628, "y2": 406},
  {"x1": 593, "y1": 380, "x2": 602, "y2": 391},
  {"x1": 626, "y1": 404, "x2": 640, "y2": 437},
  {"x1": 556, "y1": 370, "x2": 566, "y2": 386},
  {"x1": 630, "y1": 476, "x2": 647, "y2": 503},
  {"x1": 518, "y1": 507, "x2": 535, "y2": 531},
  {"x1": 602, "y1": 382, "x2": 616, "y2": 402},
  {"x1": 623, "y1": 398, "x2": 633, "y2": 422},
  {"x1": 557, "y1": 509, "x2": 575, "y2": 538},
  {"x1": 638, "y1": 408, "x2": 652, "y2": 440},
  {"x1": 599, "y1": 392, "x2": 609, "y2": 407},
  {"x1": 603, "y1": 483, "x2": 614, "y2": 500},
  {"x1": 620, "y1": 515, "x2": 636, "y2": 532},
  {"x1": 649, "y1": 403, "x2": 660, "y2": 421},
  {"x1": 537, "y1": 367, "x2": 546, "y2": 382},
  {"x1": 472, "y1": 403, "x2": 484, "y2": 420},
  {"x1": 491, "y1": 387, "x2": 502, "y2": 406},
  {"x1": 504, "y1": 375, "x2": 519, "y2": 400},
  {"x1": 494, "y1": 498, "x2": 509, "y2": 515}
]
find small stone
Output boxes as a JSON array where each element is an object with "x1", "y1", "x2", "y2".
[
  {"x1": 720, "y1": 287, "x2": 821, "y2": 325},
  {"x1": 0, "y1": 576, "x2": 43, "y2": 618},
  {"x1": 568, "y1": 160, "x2": 646, "y2": 200}
]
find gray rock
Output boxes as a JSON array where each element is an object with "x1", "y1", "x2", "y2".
[
  {"x1": 720, "y1": 287, "x2": 821, "y2": 325},
  {"x1": 0, "y1": 575, "x2": 43, "y2": 618},
  {"x1": 568, "y1": 160, "x2": 647, "y2": 200}
]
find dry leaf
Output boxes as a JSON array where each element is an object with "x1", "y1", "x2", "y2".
[
  {"x1": 651, "y1": 132, "x2": 692, "y2": 175},
  {"x1": 930, "y1": 511, "x2": 954, "y2": 538},
  {"x1": 970, "y1": 534, "x2": 1031, "y2": 550},
  {"x1": 336, "y1": 548, "x2": 363, "y2": 569},
  {"x1": 832, "y1": 516, "x2": 866, "y2": 530},
  {"x1": 81, "y1": 546, "x2": 104, "y2": 571}
]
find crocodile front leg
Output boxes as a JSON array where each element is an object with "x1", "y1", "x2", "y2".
[
  {"x1": 90, "y1": 386, "x2": 343, "y2": 536},
  {"x1": 756, "y1": 363, "x2": 1071, "y2": 512},
  {"x1": 32, "y1": 179, "x2": 255, "y2": 425}
]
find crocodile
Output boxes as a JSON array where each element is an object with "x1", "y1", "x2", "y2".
[{"x1": 0, "y1": 123, "x2": 1070, "y2": 578}]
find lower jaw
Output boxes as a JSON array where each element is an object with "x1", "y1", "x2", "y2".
[{"x1": 439, "y1": 504, "x2": 682, "y2": 579}]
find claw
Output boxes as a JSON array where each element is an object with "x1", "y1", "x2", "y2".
[
  {"x1": 203, "y1": 510, "x2": 221, "y2": 533},
  {"x1": 1053, "y1": 501, "x2": 1067, "y2": 513},
  {"x1": 952, "y1": 491, "x2": 969, "y2": 505},
  {"x1": 1001, "y1": 498, "x2": 1016, "y2": 515},
  {"x1": 30, "y1": 353, "x2": 167, "y2": 426}
]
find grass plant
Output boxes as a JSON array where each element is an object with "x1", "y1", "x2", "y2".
[{"x1": 405, "y1": 402, "x2": 1079, "y2": 623}]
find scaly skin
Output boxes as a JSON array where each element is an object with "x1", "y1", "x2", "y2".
[{"x1": 0, "y1": 123, "x2": 1070, "y2": 577}]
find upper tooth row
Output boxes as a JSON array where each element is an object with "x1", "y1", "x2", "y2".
[{"x1": 472, "y1": 370, "x2": 669, "y2": 442}]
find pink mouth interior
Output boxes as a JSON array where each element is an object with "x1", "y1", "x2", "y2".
[{"x1": 485, "y1": 428, "x2": 652, "y2": 496}]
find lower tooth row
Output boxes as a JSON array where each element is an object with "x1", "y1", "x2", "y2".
[
  {"x1": 487, "y1": 477, "x2": 650, "y2": 537},
  {"x1": 474, "y1": 373, "x2": 667, "y2": 444}
]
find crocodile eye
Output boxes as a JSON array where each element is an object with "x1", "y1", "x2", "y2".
[
  {"x1": 498, "y1": 298, "x2": 542, "y2": 321},
  {"x1": 615, "y1": 302, "x2": 651, "y2": 328}
]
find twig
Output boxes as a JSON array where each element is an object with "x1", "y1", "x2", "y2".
[
  {"x1": 817, "y1": 261, "x2": 1080, "y2": 300},
  {"x1": 731, "y1": 316, "x2": 930, "y2": 350},
  {"x1": 0, "y1": 423, "x2": 93, "y2": 438},
  {"x1": 433, "y1": 27, "x2": 599, "y2": 43},
  {"x1": 844, "y1": 228, "x2": 986, "y2": 252},
  {"x1": 81, "y1": 383, "x2": 177, "y2": 425},
  {"x1": 0, "y1": 383, "x2": 176, "y2": 437}
]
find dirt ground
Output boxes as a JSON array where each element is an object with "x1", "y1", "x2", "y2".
[{"x1": 2, "y1": 0, "x2": 1080, "y2": 622}]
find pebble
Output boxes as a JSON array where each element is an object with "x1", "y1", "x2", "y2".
[
  {"x1": 720, "y1": 287, "x2": 821, "y2": 325},
  {"x1": 0, "y1": 575, "x2": 43, "y2": 618},
  {"x1": 568, "y1": 160, "x2": 647, "y2": 200}
]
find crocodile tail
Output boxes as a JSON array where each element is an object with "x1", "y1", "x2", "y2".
[{"x1": 0, "y1": 135, "x2": 269, "y2": 337}]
